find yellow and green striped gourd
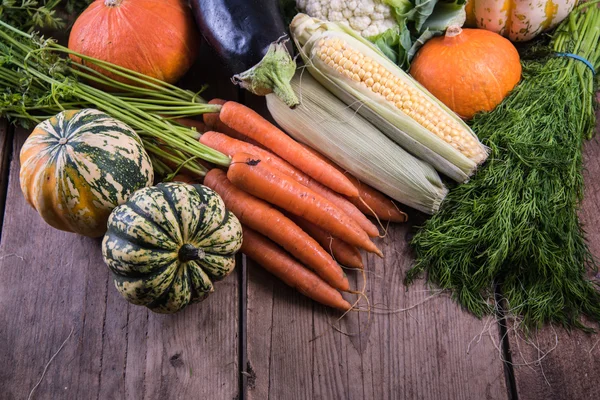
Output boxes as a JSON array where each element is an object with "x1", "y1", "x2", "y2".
[
  {"x1": 102, "y1": 182, "x2": 243, "y2": 314},
  {"x1": 19, "y1": 109, "x2": 153, "y2": 237}
]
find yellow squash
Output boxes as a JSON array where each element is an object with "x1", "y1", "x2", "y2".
[
  {"x1": 465, "y1": 0, "x2": 578, "y2": 41},
  {"x1": 19, "y1": 109, "x2": 154, "y2": 237}
]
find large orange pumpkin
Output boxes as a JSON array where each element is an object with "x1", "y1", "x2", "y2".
[
  {"x1": 410, "y1": 26, "x2": 522, "y2": 120},
  {"x1": 68, "y1": 0, "x2": 199, "y2": 85}
]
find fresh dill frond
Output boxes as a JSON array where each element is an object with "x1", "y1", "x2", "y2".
[
  {"x1": 409, "y1": 1, "x2": 600, "y2": 330},
  {"x1": 0, "y1": 0, "x2": 92, "y2": 32}
]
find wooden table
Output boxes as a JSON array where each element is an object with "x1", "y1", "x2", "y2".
[{"x1": 1, "y1": 46, "x2": 599, "y2": 400}]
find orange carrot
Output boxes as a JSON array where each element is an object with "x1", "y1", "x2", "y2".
[
  {"x1": 299, "y1": 142, "x2": 408, "y2": 222},
  {"x1": 203, "y1": 99, "x2": 261, "y2": 144},
  {"x1": 200, "y1": 131, "x2": 379, "y2": 237},
  {"x1": 347, "y1": 184, "x2": 408, "y2": 223},
  {"x1": 288, "y1": 215, "x2": 364, "y2": 269},
  {"x1": 204, "y1": 169, "x2": 349, "y2": 291},
  {"x1": 219, "y1": 101, "x2": 359, "y2": 197},
  {"x1": 241, "y1": 227, "x2": 352, "y2": 311},
  {"x1": 203, "y1": 98, "x2": 226, "y2": 129},
  {"x1": 228, "y1": 152, "x2": 382, "y2": 256}
]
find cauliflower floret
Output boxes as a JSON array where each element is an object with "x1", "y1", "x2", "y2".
[{"x1": 297, "y1": 0, "x2": 397, "y2": 37}]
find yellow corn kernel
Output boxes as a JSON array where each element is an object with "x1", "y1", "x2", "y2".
[{"x1": 313, "y1": 37, "x2": 485, "y2": 161}]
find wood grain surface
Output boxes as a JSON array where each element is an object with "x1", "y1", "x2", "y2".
[{"x1": 0, "y1": 120, "x2": 12, "y2": 230}]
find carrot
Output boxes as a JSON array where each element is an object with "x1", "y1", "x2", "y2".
[
  {"x1": 241, "y1": 227, "x2": 352, "y2": 311},
  {"x1": 228, "y1": 152, "x2": 382, "y2": 256},
  {"x1": 288, "y1": 215, "x2": 364, "y2": 269},
  {"x1": 203, "y1": 98, "x2": 226, "y2": 129},
  {"x1": 347, "y1": 184, "x2": 408, "y2": 223},
  {"x1": 299, "y1": 142, "x2": 408, "y2": 223},
  {"x1": 203, "y1": 99, "x2": 261, "y2": 144},
  {"x1": 204, "y1": 169, "x2": 349, "y2": 291},
  {"x1": 219, "y1": 101, "x2": 359, "y2": 197},
  {"x1": 200, "y1": 131, "x2": 379, "y2": 237}
]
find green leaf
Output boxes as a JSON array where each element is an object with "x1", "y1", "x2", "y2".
[
  {"x1": 369, "y1": 21, "x2": 413, "y2": 69},
  {"x1": 421, "y1": 0, "x2": 467, "y2": 32},
  {"x1": 377, "y1": 0, "x2": 468, "y2": 69},
  {"x1": 383, "y1": 0, "x2": 415, "y2": 22}
]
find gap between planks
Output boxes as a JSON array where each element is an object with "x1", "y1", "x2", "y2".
[{"x1": 0, "y1": 119, "x2": 15, "y2": 242}]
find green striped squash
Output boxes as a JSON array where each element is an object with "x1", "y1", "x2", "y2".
[
  {"x1": 19, "y1": 109, "x2": 153, "y2": 237},
  {"x1": 102, "y1": 182, "x2": 243, "y2": 314}
]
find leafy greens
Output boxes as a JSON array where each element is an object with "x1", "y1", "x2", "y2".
[{"x1": 370, "y1": 0, "x2": 467, "y2": 69}]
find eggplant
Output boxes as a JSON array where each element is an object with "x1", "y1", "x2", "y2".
[{"x1": 191, "y1": 0, "x2": 299, "y2": 107}]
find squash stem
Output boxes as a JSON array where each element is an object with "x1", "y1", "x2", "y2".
[{"x1": 178, "y1": 244, "x2": 205, "y2": 263}]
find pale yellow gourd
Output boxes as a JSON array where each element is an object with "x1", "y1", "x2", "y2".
[{"x1": 465, "y1": 0, "x2": 578, "y2": 41}]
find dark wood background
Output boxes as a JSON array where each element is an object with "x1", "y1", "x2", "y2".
[{"x1": 0, "y1": 44, "x2": 599, "y2": 400}]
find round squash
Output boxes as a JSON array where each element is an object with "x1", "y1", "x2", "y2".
[
  {"x1": 102, "y1": 182, "x2": 243, "y2": 314},
  {"x1": 19, "y1": 109, "x2": 153, "y2": 237},
  {"x1": 68, "y1": 0, "x2": 199, "y2": 85},
  {"x1": 465, "y1": 0, "x2": 577, "y2": 42},
  {"x1": 410, "y1": 26, "x2": 522, "y2": 120}
]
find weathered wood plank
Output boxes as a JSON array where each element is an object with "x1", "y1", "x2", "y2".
[
  {"x1": 0, "y1": 73, "x2": 242, "y2": 398},
  {"x1": 247, "y1": 224, "x2": 509, "y2": 400},
  {"x1": 509, "y1": 118, "x2": 600, "y2": 400},
  {"x1": 244, "y1": 97, "x2": 509, "y2": 400},
  {"x1": 0, "y1": 119, "x2": 12, "y2": 233}
]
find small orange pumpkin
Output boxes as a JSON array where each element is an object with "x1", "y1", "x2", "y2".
[
  {"x1": 410, "y1": 26, "x2": 522, "y2": 120},
  {"x1": 68, "y1": 0, "x2": 199, "y2": 85}
]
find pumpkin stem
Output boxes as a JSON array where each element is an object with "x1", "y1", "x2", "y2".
[
  {"x1": 445, "y1": 25, "x2": 463, "y2": 38},
  {"x1": 178, "y1": 244, "x2": 205, "y2": 262},
  {"x1": 104, "y1": 0, "x2": 123, "y2": 6}
]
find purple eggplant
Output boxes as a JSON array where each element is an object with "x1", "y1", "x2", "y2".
[{"x1": 191, "y1": 0, "x2": 299, "y2": 107}]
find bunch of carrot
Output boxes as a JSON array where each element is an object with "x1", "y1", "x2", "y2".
[{"x1": 179, "y1": 99, "x2": 407, "y2": 310}]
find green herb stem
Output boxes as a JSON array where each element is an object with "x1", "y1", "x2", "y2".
[{"x1": 0, "y1": 19, "x2": 231, "y2": 172}]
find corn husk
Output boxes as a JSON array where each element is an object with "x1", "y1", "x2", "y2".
[
  {"x1": 290, "y1": 13, "x2": 488, "y2": 182},
  {"x1": 266, "y1": 72, "x2": 448, "y2": 214}
]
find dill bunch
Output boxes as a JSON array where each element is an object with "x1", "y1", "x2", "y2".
[
  {"x1": 408, "y1": 2, "x2": 600, "y2": 330},
  {"x1": 0, "y1": 1, "x2": 92, "y2": 31}
]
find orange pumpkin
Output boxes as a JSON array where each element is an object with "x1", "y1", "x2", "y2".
[
  {"x1": 410, "y1": 26, "x2": 522, "y2": 120},
  {"x1": 68, "y1": 0, "x2": 199, "y2": 85}
]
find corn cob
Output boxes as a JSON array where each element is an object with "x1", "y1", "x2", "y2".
[
  {"x1": 291, "y1": 14, "x2": 488, "y2": 182},
  {"x1": 266, "y1": 72, "x2": 448, "y2": 215}
]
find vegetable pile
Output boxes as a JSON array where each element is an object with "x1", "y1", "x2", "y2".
[
  {"x1": 1, "y1": 0, "x2": 599, "y2": 329},
  {"x1": 290, "y1": 13, "x2": 489, "y2": 182},
  {"x1": 409, "y1": 2, "x2": 600, "y2": 329},
  {"x1": 0, "y1": 19, "x2": 229, "y2": 177}
]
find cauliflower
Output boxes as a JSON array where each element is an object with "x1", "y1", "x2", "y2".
[{"x1": 296, "y1": 0, "x2": 397, "y2": 38}]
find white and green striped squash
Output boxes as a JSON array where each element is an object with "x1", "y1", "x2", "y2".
[
  {"x1": 19, "y1": 109, "x2": 153, "y2": 237},
  {"x1": 465, "y1": 0, "x2": 578, "y2": 42},
  {"x1": 102, "y1": 182, "x2": 243, "y2": 314}
]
